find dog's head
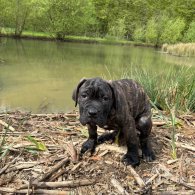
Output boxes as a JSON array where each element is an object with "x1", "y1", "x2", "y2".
[{"x1": 72, "y1": 77, "x2": 115, "y2": 127}]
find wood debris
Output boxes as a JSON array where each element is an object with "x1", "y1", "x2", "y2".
[{"x1": 0, "y1": 111, "x2": 194, "y2": 194}]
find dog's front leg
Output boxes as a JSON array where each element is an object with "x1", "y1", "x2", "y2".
[
  {"x1": 80, "y1": 124, "x2": 97, "y2": 156},
  {"x1": 122, "y1": 118, "x2": 140, "y2": 167}
]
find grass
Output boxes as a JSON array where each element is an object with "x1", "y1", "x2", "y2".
[
  {"x1": 105, "y1": 66, "x2": 195, "y2": 114},
  {"x1": 133, "y1": 67, "x2": 194, "y2": 113},
  {"x1": 162, "y1": 43, "x2": 195, "y2": 57}
]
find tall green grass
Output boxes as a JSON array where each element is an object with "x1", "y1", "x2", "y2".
[
  {"x1": 105, "y1": 66, "x2": 195, "y2": 113},
  {"x1": 132, "y1": 67, "x2": 195, "y2": 113}
]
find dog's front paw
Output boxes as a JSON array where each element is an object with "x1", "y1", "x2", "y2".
[
  {"x1": 80, "y1": 139, "x2": 96, "y2": 156},
  {"x1": 122, "y1": 153, "x2": 140, "y2": 167},
  {"x1": 142, "y1": 148, "x2": 156, "y2": 162}
]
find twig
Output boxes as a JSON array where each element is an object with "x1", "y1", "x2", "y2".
[
  {"x1": 31, "y1": 179, "x2": 95, "y2": 188},
  {"x1": 127, "y1": 166, "x2": 145, "y2": 188},
  {"x1": 49, "y1": 169, "x2": 67, "y2": 181},
  {"x1": 71, "y1": 162, "x2": 83, "y2": 172},
  {"x1": 98, "y1": 150, "x2": 109, "y2": 157},
  {"x1": 39, "y1": 158, "x2": 70, "y2": 182},
  {"x1": 0, "y1": 171, "x2": 18, "y2": 186},
  {"x1": 145, "y1": 173, "x2": 159, "y2": 185},
  {"x1": 168, "y1": 176, "x2": 195, "y2": 191},
  {"x1": 111, "y1": 178, "x2": 129, "y2": 195},
  {"x1": 0, "y1": 154, "x2": 21, "y2": 175},
  {"x1": 162, "y1": 137, "x2": 195, "y2": 152},
  {"x1": 19, "y1": 158, "x2": 70, "y2": 189},
  {"x1": 98, "y1": 144, "x2": 126, "y2": 154},
  {"x1": 65, "y1": 142, "x2": 78, "y2": 162},
  {"x1": 0, "y1": 119, "x2": 15, "y2": 131},
  {"x1": 153, "y1": 121, "x2": 166, "y2": 126},
  {"x1": 167, "y1": 159, "x2": 179, "y2": 165},
  {"x1": 0, "y1": 188, "x2": 71, "y2": 195},
  {"x1": 6, "y1": 162, "x2": 39, "y2": 173},
  {"x1": 156, "y1": 190, "x2": 194, "y2": 195}
]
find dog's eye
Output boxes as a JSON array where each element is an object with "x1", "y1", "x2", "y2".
[
  {"x1": 103, "y1": 96, "x2": 109, "y2": 101},
  {"x1": 81, "y1": 94, "x2": 87, "y2": 99}
]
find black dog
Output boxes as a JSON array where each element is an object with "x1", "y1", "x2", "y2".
[{"x1": 72, "y1": 77, "x2": 155, "y2": 167}]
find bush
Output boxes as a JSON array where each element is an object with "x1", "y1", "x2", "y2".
[
  {"x1": 132, "y1": 25, "x2": 145, "y2": 42},
  {"x1": 160, "y1": 18, "x2": 186, "y2": 44},
  {"x1": 145, "y1": 18, "x2": 158, "y2": 45},
  {"x1": 183, "y1": 21, "x2": 195, "y2": 42},
  {"x1": 107, "y1": 18, "x2": 126, "y2": 40}
]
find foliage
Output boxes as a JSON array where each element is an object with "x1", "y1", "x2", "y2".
[
  {"x1": 46, "y1": 0, "x2": 96, "y2": 39},
  {"x1": 0, "y1": 0, "x2": 194, "y2": 44},
  {"x1": 132, "y1": 25, "x2": 145, "y2": 42},
  {"x1": 183, "y1": 21, "x2": 195, "y2": 42},
  {"x1": 145, "y1": 18, "x2": 158, "y2": 45},
  {"x1": 107, "y1": 18, "x2": 126, "y2": 40},
  {"x1": 125, "y1": 67, "x2": 195, "y2": 113},
  {"x1": 26, "y1": 135, "x2": 47, "y2": 151},
  {"x1": 159, "y1": 18, "x2": 186, "y2": 44}
]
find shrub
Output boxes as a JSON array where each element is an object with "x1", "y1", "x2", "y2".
[
  {"x1": 132, "y1": 25, "x2": 145, "y2": 42},
  {"x1": 107, "y1": 18, "x2": 126, "y2": 40},
  {"x1": 183, "y1": 21, "x2": 195, "y2": 42},
  {"x1": 145, "y1": 18, "x2": 158, "y2": 45},
  {"x1": 160, "y1": 18, "x2": 186, "y2": 44}
]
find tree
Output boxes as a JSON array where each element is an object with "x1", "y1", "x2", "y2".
[
  {"x1": 46, "y1": 0, "x2": 96, "y2": 39},
  {"x1": 145, "y1": 18, "x2": 158, "y2": 45},
  {"x1": 183, "y1": 21, "x2": 195, "y2": 42},
  {"x1": 160, "y1": 18, "x2": 186, "y2": 44}
]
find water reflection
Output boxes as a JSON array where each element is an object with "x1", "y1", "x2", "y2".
[{"x1": 0, "y1": 38, "x2": 194, "y2": 113}]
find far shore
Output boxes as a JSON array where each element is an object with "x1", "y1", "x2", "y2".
[{"x1": 0, "y1": 31, "x2": 156, "y2": 47}]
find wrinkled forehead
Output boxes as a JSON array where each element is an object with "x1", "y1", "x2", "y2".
[{"x1": 80, "y1": 79, "x2": 112, "y2": 96}]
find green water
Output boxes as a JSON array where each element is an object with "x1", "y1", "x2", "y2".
[{"x1": 0, "y1": 38, "x2": 194, "y2": 113}]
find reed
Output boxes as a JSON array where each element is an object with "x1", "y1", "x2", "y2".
[
  {"x1": 162, "y1": 43, "x2": 195, "y2": 57},
  {"x1": 106, "y1": 66, "x2": 195, "y2": 113}
]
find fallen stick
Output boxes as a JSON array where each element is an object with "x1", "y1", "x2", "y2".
[
  {"x1": 162, "y1": 137, "x2": 195, "y2": 152},
  {"x1": 71, "y1": 162, "x2": 83, "y2": 172},
  {"x1": 153, "y1": 121, "x2": 166, "y2": 126},
  {"x1": 19, "y1": 158, "x2": 70, "y2": 190},
  {"x1": 28, "y1": 179, "x2": 95, "y2": 188},
  {"x1": 39, "y1": 158, "x2": 70, "y2": 182},
  {"x1": 98, "y1": 144, "x2": 126, "y2": 154},
  {"x1": 168, "y1": 176, "x2": 195, "y2": 191},
  {"x1": 145, "y1": 173, "x2": 159, "y2": 185},
  {"x1": 0, "y1": 155, "x2": 20, "y2": 175},
  {"x1": 175, "y1": 142, "x2": 195, "y2": 152},
  {"x1": 0, "y1": 187, "x2": 71, "y2": 195},
  {"x1": 6, "y1": 162, "x2": 39, "y2": 173},
  {"x1": 127, "y1": 166, "x2": 145, "y2": 188},
  {"x1": 0, "y1": 119, "x2": 15, "y2": 131},
  {"x1": 156, "y1": 190, "x2": 194, "y2": 195},
  {"x1": 111, "y1": 178, "x2": 129, "y2": 195},
  {"x1": 49, "y1": 169, "x2": 67, "y2": 181}
]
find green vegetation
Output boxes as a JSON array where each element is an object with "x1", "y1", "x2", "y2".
[
  {"x1": 0, "y1": 0, "x2": 194, "y2": 45},
  {"x1": 113, "y1": 66, "x2": 195, "y2": 113},
  {"x1": 162, "y1": 43, "x2": 195, "y2": 57}
]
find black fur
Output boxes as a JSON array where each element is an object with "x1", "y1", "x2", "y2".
[{"x1": 72, "y1": 77, "x2": 155, "y2": 167}]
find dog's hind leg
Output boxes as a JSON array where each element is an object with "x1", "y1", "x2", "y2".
[
  {"x1": 97, "y1": 130, "x2": 118, "y2": 144},
  {"x1": 136, "y1": 112, "x2": 155, "y2": 162}
]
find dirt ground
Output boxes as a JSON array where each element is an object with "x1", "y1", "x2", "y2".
[{"x1": 0, "y1": 111, "x2": 194, "y2": 195}]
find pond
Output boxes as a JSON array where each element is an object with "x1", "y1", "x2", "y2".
[{"x1": 0, "y1": 38, "x2": 194, "y2": 113}]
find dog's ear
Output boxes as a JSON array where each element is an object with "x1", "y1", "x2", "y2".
[
  {"x1": 72, "y1": 78, "x2": 87, "y2": 107},
  {"x1": 107, "y1": 80, "x2": 117, "y2": 110}
]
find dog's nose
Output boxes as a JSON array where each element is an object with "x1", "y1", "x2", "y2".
[{"x1": 88, "y1": 108, "x2": 98, "y2": 117}]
